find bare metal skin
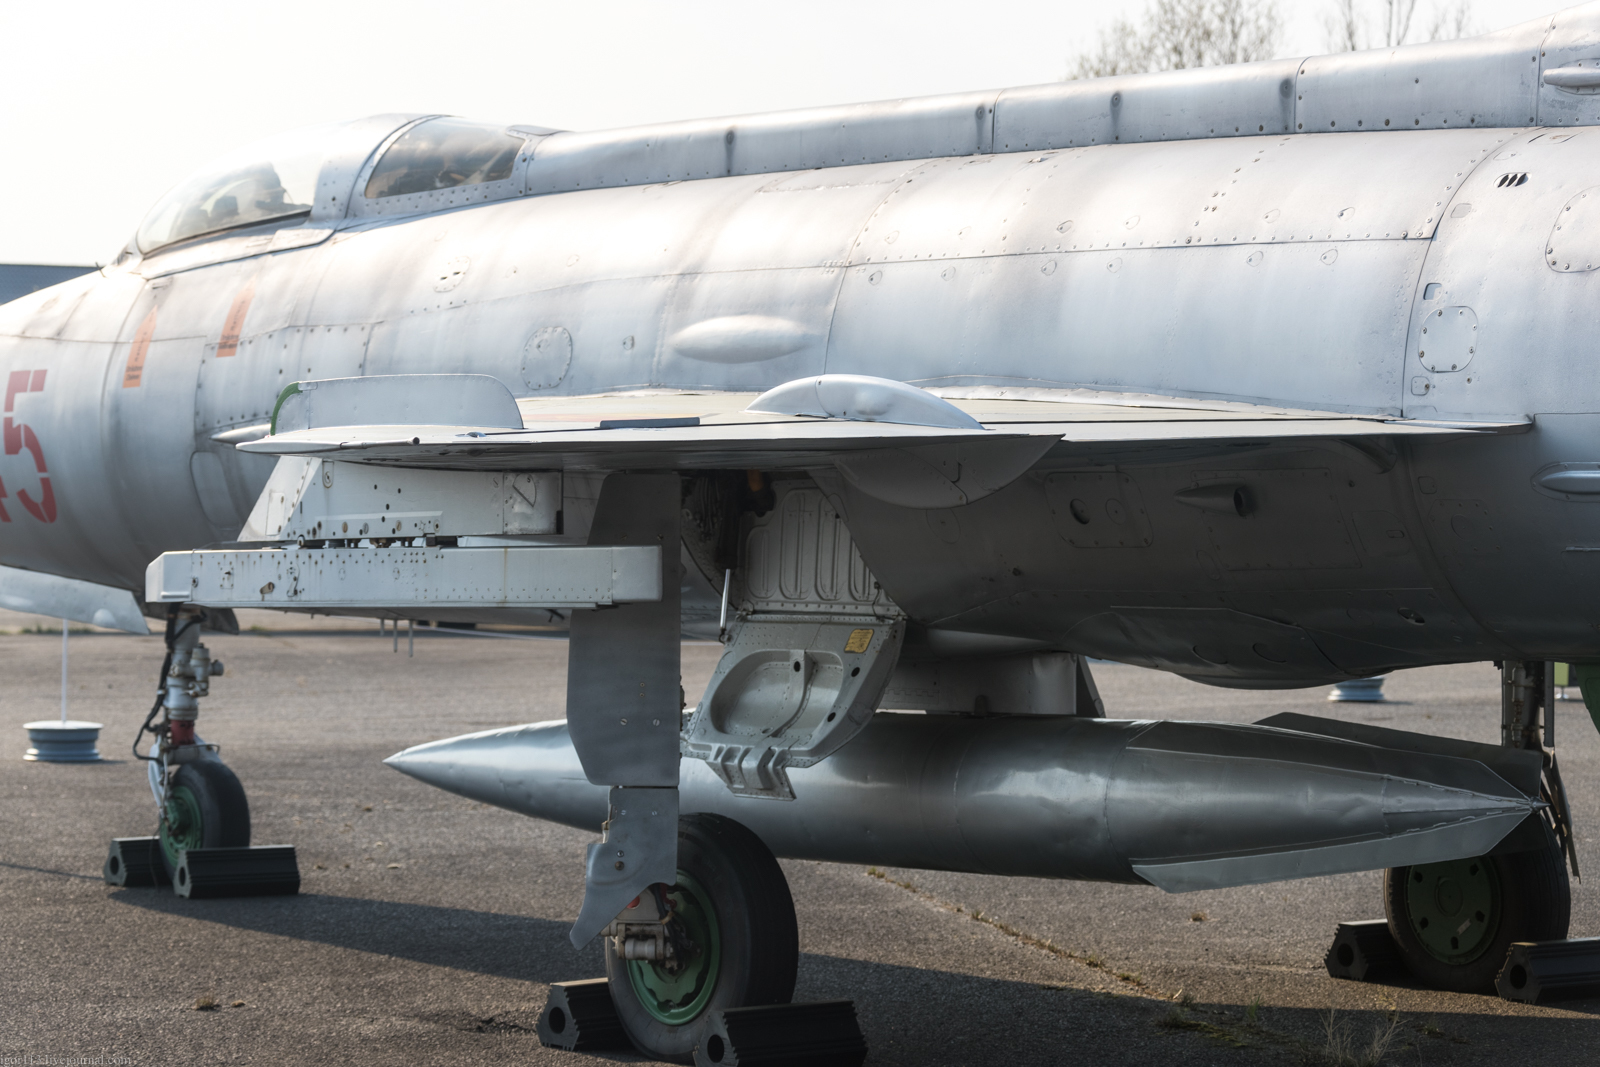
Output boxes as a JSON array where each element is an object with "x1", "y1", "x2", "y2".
[{"x1": 5, "y1": 7, "x2": 1600, "y2": 686}]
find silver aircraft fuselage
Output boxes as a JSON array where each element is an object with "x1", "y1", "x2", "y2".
[{"x1": 7, "y1": 7, "x2": 1600, "y2": 685}]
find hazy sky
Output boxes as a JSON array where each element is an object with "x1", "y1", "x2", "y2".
[{"x1": 0, "y1": 0, "x2": 1571, "y2": 264}]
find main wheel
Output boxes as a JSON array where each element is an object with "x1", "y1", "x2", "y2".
[
  {"x1": 1384, "y1": 844, "x2": 1569, "y2": 993},
  {"x1": 606, "y1": 813, "x2": 798, "y2": 1063},
  {"x1": 158, "y1": 760, "x2": 251, "y2": 877}
]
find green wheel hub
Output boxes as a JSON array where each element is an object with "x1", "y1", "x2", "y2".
[
  {"x1": 625, "y1": 872, "x2": 721, "y2": 1026},
  {"x1": 160, "y1": 784, "x2": 206, "y2": 870},
  {"x1": 1404, "y1": 857, "x2": 1501, "y2": 965}
]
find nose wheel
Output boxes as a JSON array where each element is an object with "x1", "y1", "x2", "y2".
[
  {"x1": 1384, "y1": 843, "x2": 1570, "y2": 992},
  {"x1": 158, "y1": 759, "x2": 251, "y2": 878},
  {"x1": 605, "y1": 813, "x2": 797, "y2": 1063}
]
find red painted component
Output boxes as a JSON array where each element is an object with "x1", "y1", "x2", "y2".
[
  {"x1": 1, "y1": 368, "x2": 54, "y2": 523},
  {"x1": 4, "y1": 368, "x2": 32, "y2": 412},
  {"x1": 169, "y1": 720, "x2": 196, "y2": 747},
  {"x1": 19, "y1": 476, "x2": 54, "y2": 523}
]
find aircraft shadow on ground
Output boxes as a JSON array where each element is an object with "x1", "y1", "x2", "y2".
[
  {"x1": 107, "y1": 888, "x2": 1600, "y2": 1064},
  {"x1": 110, "y1": 888, "x2": 603, "y2": 984}
]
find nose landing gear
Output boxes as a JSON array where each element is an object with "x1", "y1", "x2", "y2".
[
  {"x1": 158, "y1": 759, "x2": 251, "y2": 876},
  {"x1": 135, "y1": 607, "x2": 251, "y2": 878}
]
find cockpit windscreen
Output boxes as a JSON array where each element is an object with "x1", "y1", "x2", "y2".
[
  {"x1": 136, "y1": 124, "x2": 345, "y2": 253},
  {"x1": 364, "y1": 118, "x2": 522, "y2": 199}
]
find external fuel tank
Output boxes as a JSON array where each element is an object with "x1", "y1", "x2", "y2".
[{"x1": 385, "y1": 713, "x2": 1544, "y2": 892}]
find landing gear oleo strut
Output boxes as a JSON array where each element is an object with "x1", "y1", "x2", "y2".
[{"x1": 132, "y1": 607, "x2": 250, "y2": 877}]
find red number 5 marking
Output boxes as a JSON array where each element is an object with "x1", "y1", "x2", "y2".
[{"x1": 1, "y1": 369, "x2": 55, "y2": 523}]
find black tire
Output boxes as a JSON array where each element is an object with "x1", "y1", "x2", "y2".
[
  {"x1": 158, "y1": 760, "x2": 251, "y2": 878},
  {"x1": 1384, "y1": 844, "x2": 1569, "y2": 993},
  {"x1": 606, "y1": 813, "x2": 797, "y2": 1063}
]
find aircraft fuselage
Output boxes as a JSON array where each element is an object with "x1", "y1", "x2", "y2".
[{"x1": 4, "y1": 116, "x2": 1600, "y2": 684}]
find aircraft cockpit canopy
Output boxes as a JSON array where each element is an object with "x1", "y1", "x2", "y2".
[
  {"x1": 363, "y1": 118, "x2": 524, "y2": 199},
  {"x1": 133, "y1": 116, "x2": 548, "y2": 256},
  {"x1": 135, "y1": 122, "x2": 351, "y2": 253}
]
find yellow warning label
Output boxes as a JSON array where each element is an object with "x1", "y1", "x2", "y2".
[{"x1": 844, "y1": 628, "x2": 874, "y2": 654}]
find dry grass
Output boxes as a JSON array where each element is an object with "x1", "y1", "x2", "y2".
[
  {"x1": 1317, "y1": 1008, "x2": 1403, "y2": 1067},
  {"x1": 193, "y1": 991, "x2": 218, "y2": 1011}
]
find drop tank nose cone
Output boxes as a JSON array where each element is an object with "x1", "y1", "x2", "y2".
[
  {"x1": 384, "y1": 725, "x2": 535, "y2": 801},
  {"x1": 384, "y1": 720, "x2": 609, "y2": 830}
]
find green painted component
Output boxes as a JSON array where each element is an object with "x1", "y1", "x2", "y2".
[
  {"x1": 268, "y1": 381, "x2": 303, "y2": 435},
  {"x1": 159, "y1": 783, "x2": 206, "y2": 870},
  {"x1": 1403, "y1": 856, "x2": 1501, "y2": 965},
  {"x1": 1570, "y1": 663, "x2": 1600, "y2": 738},
  {"x1": 625, "y1": 872, "x2": 722, "y2": 1027}
]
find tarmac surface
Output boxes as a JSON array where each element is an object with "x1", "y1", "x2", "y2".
[{"x1": 3, "y1": 609, "x2": 1598, "y2": 1065}]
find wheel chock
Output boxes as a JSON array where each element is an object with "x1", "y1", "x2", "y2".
[
  {"x1": 536, "y1": 978, "x2": 630, "y2": 1051},
  {"x1": 1324, "y1": 920, "x2": 1408, "y2": 982},
  {"x1": 1497, "y1": 938, "x2": 1600, "y2": 1003},
  {"x1": 103, "y1": 837, "x2": 169, "y2": 887},
  {"x1": 174, "y1": 846, "x2": 300, "y2": 899},
  {"x1": 694, "y1": 1000, "x2": 867, "y2": 1067}
]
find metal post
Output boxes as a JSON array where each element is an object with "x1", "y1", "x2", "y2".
[
  {"x1": 408, "y1": 619, "x2": 414, "y2": 658},
  {"x1": 718, "y1": 568, "x2": 731, "y2": 642},
  {"x1": 393, "y1": 618, "x2": 399, "y2": 654},
  {"x1": 60, "y1": 618, "x2": 68, "y2": 724},
  {"x1": 1328, "y1": 675, "x2": 1386, "y2": 702},
  {"x1": 1545, "y1": 660, "x2": 1556, "y2": 748}
]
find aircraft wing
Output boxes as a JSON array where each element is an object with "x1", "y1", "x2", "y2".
[
  {"x1": 232, "y1": 374, "x2": 1526, "y2": 509},
  {"x1": 238, "y1": 375, "x2": 1526, "y2": 471}
]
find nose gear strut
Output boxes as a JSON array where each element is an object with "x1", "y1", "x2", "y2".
[{"x1": 131, "y1": 605, "x2": 247, "y2": 876}]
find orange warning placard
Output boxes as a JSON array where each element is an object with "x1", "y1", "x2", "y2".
[
  {"x1": 122, "y1": 307, "x2": 158, "y2": 388},
  {"x1": 216, "y1": 278, "x2": 255, "y2": 358}
]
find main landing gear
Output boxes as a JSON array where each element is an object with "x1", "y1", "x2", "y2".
[
  {"x1": 603, "y1": 814, "x2": 798, "y2": 1063},
  {"x1": 1383, "y1": 847, "x2": 1570, "y2": 992},
  {"x1": 135, "y1": 607, "x2": 251, "y2": 877},
  {"x1": 1379, "y1": 660, "x2": 1575, "y2": 993}
]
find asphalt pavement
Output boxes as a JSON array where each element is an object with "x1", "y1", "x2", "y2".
[{"x1": 2, "y1": 613, "x2": 1597, "y2": 1065}]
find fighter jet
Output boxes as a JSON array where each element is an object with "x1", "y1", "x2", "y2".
[{"x1": 5, "y1": 4, "x2": 1600, "y2": 1055}]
